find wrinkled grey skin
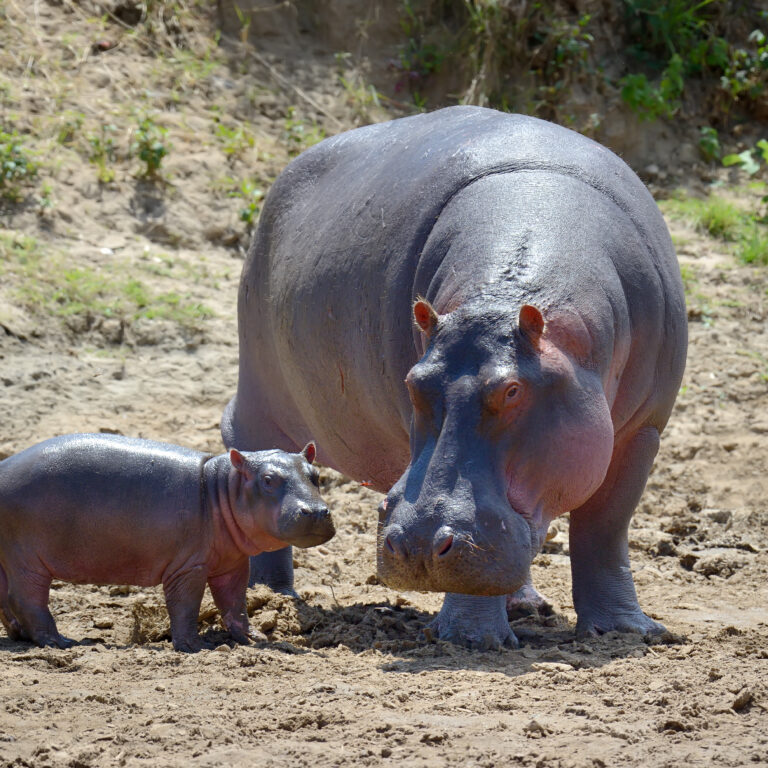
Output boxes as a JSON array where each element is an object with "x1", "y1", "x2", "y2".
[
  {"x1": 222, "y1": 106, "x2": 687, "y2": 648},
  {"x1": 0, "y1": 434, "x2": 332, "y2": 652}
]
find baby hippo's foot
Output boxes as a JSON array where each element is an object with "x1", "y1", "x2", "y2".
[
  {"x1": 35, "y1": 631, "x2": 75, "y2": 649},
  {"x1": 426, "y1": 594, "x2": 519, "y2": 651},
  {"x1": 506, "y1": 582, "x2": 554, "y2": 619},
  {"x1": 576, "y1": 609, "x2": 665, "y2": 639},
  {"x1": 227, "y1": 626, "x2": 268, "y2": 645},
  {"x1": 0, "y1": 612, "x2": 27, "y2": 642}
]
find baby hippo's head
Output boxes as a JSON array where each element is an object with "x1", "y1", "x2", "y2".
[{"x1": 229, "y1": 443, "x2": 335, "y2": 550}]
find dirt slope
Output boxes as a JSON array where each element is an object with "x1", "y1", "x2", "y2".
[{"x1": 1, "y1": 3, "x2": 767, "y2": 767}]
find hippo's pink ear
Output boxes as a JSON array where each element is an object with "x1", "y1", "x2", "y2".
[
  {"x1": 301, "y1": 442, "x2": 317, "y2": 465},
  {"x1": 413, "y1": 298, "x2": 439, "y2": 338},
  {"x1": 518, "y1": 304, "x2": 544, "y2": 345},
  {"x1": 229, "y1": 449, "x2": 250, "y2": 477}
]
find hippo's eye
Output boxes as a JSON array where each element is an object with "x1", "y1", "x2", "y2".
[
  {"x1": 310, "y1": 471, "x2": 320, "y2": 488},
  {"x1": 504, "y1": 383, "x2": 520, "y2": 402},
  {"x1": 262, "y1": 475, "x2": 273, "y2": 489}
]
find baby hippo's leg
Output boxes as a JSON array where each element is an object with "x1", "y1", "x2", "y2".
[
  {"x1": 7, "y1": 570, "x2": 73, "y2": 648},
  {"x1": 163, "y1": 565, "x2": 208, "y2": 653},
  {"x1": 0, "y1": 564, "x2": 26, "y2": 641},
  {"x1": 208, "y1": 560, "x2": 253, "y2": 645}
]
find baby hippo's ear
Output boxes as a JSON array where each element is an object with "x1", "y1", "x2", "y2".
[
  {"x1": 301, "y1": 442, "x2": 317, "y2": 465},
  {"x1": 229, "y1": 448, "x2": 254, "y2": 479}
]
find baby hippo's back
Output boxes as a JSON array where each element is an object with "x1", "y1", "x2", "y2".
[{"x1": 0, "y1": 434, "x2": 208, "y2": 586}]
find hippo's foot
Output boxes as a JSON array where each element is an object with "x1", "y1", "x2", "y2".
[
  {"x1": 248, "y1": 548, "x2": 298, "y2": 598},
  {"x1": 576, "y1": 609, "x2": 665, "y2": 639},
  {"x1": 506, "y1": 582, "x2": 554, "y2": 620},
  {"x1": 426, "y1": 594, "x2": 518, "y2": 651},
  {"x1": 35, "y1": 632, "x2": 75, "y2": 649},
  {"x1": 172, "y1": 635, "x2": 204, "y2": 653}
]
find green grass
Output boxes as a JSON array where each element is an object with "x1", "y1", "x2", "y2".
[
  {"x1": 661, "y1": 191, "x2": 768, "y2": 266},
  {"x1": 0, "y1": 232, "x2": 214, "y2": 332}
]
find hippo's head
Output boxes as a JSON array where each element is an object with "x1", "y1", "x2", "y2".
[
  {"x1": 377, "y1": 299, "x2": 614, "y2": 595},
  {"x1": 230, "y1": 443, "x2": 335, "y2": 551}
]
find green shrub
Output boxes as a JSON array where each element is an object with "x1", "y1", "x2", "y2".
[
  {"x1": 0, "y1": 129, "x2": 37, "y2": 201},
  {"x1": 131, "y1": 116, "x2": 169, "y2": 177}
]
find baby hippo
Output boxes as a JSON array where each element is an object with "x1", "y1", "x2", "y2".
[{"x1": 0, "y1": 433, "x2": 334, "y2": 652}]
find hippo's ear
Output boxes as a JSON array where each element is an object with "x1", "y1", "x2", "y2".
[
  {"x1": 413, "y1": 298, "x2": 439, "y2": 338},
  {"x1": 518, "y1": 304, "x2": 545, "y2": 345},
  {"x1": 229, "y1": 449, "x2": 252, "y2": 478},
  {"x1": 301, "y1": 442, "x2": 317, "y2": 465}
]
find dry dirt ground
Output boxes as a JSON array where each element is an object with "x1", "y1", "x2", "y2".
[{"x1": 1, "y1": 3, "x2": 768, "y2": 767}]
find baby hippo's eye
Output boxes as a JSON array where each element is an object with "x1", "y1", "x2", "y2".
[
  {"x1": 504, "y1": 383, "x2": 520, "y2": 402},
  {"x1": 260, "y1": 473, "x2": 283, "y2": 494},
  {"x1": 310, "y1": 470, "x2": 320, "y2": 488}
]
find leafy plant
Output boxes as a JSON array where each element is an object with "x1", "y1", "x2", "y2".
[
  {"x1": 214, "y1": 121, "x2": 255, "y2": 160},
  {"x1": 283, "y1": 108, "x2": 325, "y2": 156},
  {"x1": 131, "y1": 116, "x2": 169, "y2": 178},
  {"x1": 0, "y1": 129, "x2": 37, "y2": 201},
  {"x1": 619, "y1": 53, "x2": 684, "y2": 120},
  {"x1": 698, "y1": 126, "x2": 721, "y2": 162},
  {"x1": 88, "y1": 123, "x2": 118, "y2": 184},
  {"x1": 228, "y1": 178, "x2": 265, "y2": 231}
]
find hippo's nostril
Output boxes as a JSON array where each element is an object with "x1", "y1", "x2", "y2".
[
  {"x1": 435, "y1": 534, "x2": 454, "y2": 557},
  {"x1": 385, "y1": 536, "x2": 396, "y2": 555}
]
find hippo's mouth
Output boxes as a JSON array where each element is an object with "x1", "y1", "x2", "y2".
[{"x1": 376, "y1": 524, "x2": 529, "y2": 596}]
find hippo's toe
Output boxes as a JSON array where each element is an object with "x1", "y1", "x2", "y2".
[
  {"x1": 172, "y1": 635, "x2": 204, "y2": 653},
  {"x1": 39, "y1": 633, "x2": 74, "y2": 650},
  {"x1": 425, "y1": 593, "x2": 519, "y2": 651},
  {"x1": 505, "y1": 583, "x2": 554, "y2": 619},
  {"x1": 576, "y1": 610, "x2": 666, "y2": 639}
]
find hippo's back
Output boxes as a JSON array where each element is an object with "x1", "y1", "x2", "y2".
[
  {"x1": 0, "y1": 434, "x2": 207, "y2": 526},
  {"x1": 227, "y1": 107, "x2": 685, "y2": 486}
]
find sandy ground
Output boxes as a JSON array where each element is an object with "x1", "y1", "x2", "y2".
[{"x1": 1, "y1": 3, "x2": 768, "y2": 767}]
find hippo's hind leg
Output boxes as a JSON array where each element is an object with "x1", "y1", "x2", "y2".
[
  {"x1": 569, "y1": 425, "x2": 664, "y2": 638},
  {"x1": 6, "y1": 569, "x2": 73, "y2": 648},
  {"x1": 0, "y1": 563, "x2": 26, "y2": 641},
  {"x1": 248, "y1": 548, "x2": 297, "y2": 597}
]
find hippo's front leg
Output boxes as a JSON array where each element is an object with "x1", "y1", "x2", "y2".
[
  {"x1": 208, "y1": 559, "x2": 254, "y2": 644},
  {"x1": 163, "y1": 565, "x2": 208, "y2": 653},
  {"x1": 570, "y1": 426, "x2": 665, "y2": 637},
  {"x1": 248, "y1": 547, "x2": 297, "y2": 598},
  {"x1": 429, "y1": 593, "x2": 518, "y2": 650}
]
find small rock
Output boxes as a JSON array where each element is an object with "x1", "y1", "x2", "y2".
[
  {"x1": 258, "y1": 610, "x2": 278, "y2": 632},
  {"x1": 523, "y1": 717, "x2": 551, "y2": 737},
  {"x1": 93, "y1": 617, "x2": 113, "y2": 629},
  {"x1": 214, "y1": 643, "x2": 231, "y2": 653},
  {"x1": 733, "y1": 687, "x2": 753, "y2": 711},
  {"x1": 531, "y1": 662, "x2": 573, "y2": 673}
]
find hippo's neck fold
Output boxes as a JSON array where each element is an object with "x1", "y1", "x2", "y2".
[{"x1": 204, "y1": 456, "x2": 261, "y2": 566}]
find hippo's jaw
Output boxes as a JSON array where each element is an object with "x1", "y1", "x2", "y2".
[{"x1": 376, "y1": 481, "x2": 534, "y2": 596}]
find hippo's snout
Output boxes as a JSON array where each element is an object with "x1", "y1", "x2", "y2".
[
  {"x1": 278, "y1": 502, "x2": 335, "y2": 549},
  {"x1": 377, "y1": 497, "x2": 532, "y2": 596}
]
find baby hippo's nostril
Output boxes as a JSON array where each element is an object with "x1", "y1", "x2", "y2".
[{"x1": 300, "y1": 504, "x2": 330, "y2": 518}]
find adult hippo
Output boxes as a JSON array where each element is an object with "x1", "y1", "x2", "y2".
[{"x1": 221, "y1": 106, "x2": 687, "y2": 648}]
